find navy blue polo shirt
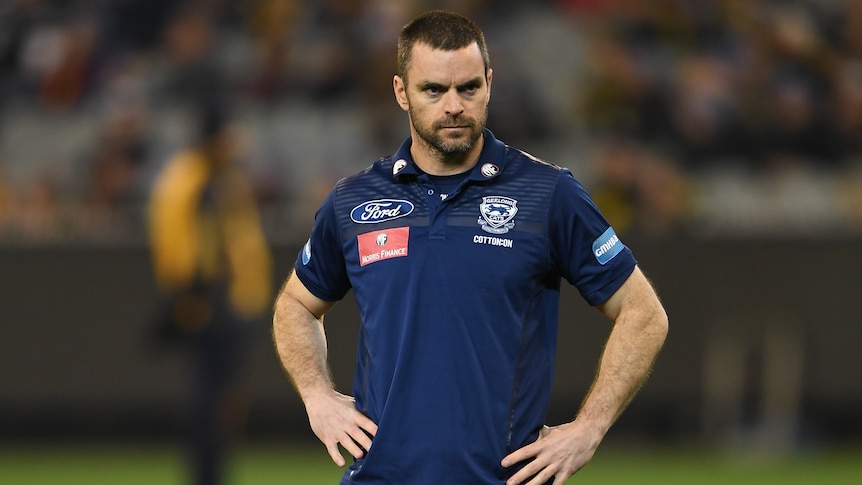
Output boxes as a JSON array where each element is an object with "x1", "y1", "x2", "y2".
[{"x1": 295, "y1": 129, "x2": 636, "y2": 484}]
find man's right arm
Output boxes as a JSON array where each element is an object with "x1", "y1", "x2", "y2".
[{"x1": 273, "y1": 271, "x2": 377, "y2": 466}]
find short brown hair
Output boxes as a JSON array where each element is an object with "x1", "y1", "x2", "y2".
[{"x1": 396, "y1": 10, "x2": 491, "y2": 81}]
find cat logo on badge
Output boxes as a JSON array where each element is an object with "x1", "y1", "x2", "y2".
[
  {"x1": 478, "y1": 196, "x2": 518, "y2": 234},
  {"x1": 480, "y1": 163, "x2": 499, "y2": 178}
]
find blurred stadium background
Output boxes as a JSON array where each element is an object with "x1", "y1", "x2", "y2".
[{"x1": 1, "y1": 0, "x2": 860, "y2": 483}]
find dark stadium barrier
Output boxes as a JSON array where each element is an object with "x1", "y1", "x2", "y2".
[{"x1": 0, "y1": 239, "x2": 859, "y2": 443}]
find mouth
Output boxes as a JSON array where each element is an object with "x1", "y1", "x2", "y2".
[
  {"x1": 437, "y1": 117, "x2": 472, "y2": 130},
  {"x1": 440, "y1": 127, "x2": 469, "y2": 139}
]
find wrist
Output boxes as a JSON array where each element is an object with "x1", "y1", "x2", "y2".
[
  {"x1": 299, "y1": 383, "x2": 337, "y2": 408},
  {"x1": 570, "y1": 413, "x2": 611, "y2": 441}
]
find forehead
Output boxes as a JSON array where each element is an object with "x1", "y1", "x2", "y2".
[{"x1": 406, "y1": 42, "x2": 486, "y2": 83}]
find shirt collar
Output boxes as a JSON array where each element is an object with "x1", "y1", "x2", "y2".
[{"x1": 390, "y1": 129, "x2": 507, "y2": 183}]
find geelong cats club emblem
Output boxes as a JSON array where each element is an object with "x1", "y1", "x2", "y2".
[{"x1": 478, "y1": 196, "x2": 518, "y2": 234}]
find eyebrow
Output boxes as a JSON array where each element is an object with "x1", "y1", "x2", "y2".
[{"x1": 416, "y1": 77, "x2": 484, "y2": 91}]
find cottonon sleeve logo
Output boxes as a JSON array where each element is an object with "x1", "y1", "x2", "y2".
[
  {"x1": 350, "y1": 199, "x2": 414, "y2": 224},
  {"x1": 357, "y1": 227, "x2": 409, "y2": 266},
  {"x1": 592, "y1": 227, "x2": 624, "y2": 265},
  {"x1": 478, "y1": 196, "x2": 518, "y2": 234}
]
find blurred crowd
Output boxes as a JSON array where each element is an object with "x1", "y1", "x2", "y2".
[{"x1": 0, "y1": 0, "x2": 861, "y2": 244}]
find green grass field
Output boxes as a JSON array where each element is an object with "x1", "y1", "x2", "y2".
[{"x1": 1, "y1": 443, "x2": 860, "y2": 484}]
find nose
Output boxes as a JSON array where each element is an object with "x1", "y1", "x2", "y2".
[{"x1": 443, "y1": 91, "x2": 464, "y2": 116}]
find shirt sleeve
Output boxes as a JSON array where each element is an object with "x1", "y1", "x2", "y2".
[
  {"x1": 293, "y1": 188, "x2": 352, "y2": 302},
  {"x1": 548, "y1": 170, "x2": 637, "y2": 306}
]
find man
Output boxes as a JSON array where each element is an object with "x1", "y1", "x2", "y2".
[
  {"x1": 273, "y1": 10, "x2": 667, "y2": 485},
  {"x1": 149, "y1": 104, "x2": 272, "y2": 485}
]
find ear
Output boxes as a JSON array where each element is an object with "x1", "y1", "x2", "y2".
[
  {"x1": 393, "y1": 75, "x2": 409, "y2": 112},
  {"x1": 485, "y1": 68, "x2": 493, "y2": 104}
]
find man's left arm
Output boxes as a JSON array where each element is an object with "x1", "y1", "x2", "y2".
[{"x1": 502, "y1": 266, "x2": 668, "y2": 485}]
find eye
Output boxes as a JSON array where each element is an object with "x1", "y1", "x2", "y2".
[{"x1": 458, "y1": 82, "x2": 481, "y2": 95}]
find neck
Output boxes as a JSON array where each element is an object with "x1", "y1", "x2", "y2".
[{"x1": 410, "y1": 133, "x2": 484, "y2": 176}]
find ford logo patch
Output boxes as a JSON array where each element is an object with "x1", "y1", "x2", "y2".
[{"x1": 350, "y1": 199, "x2": 415, "y2": 224}]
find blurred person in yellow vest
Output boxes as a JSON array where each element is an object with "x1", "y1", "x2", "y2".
[{"x1": 148, "y1": 103, "x2": 272, "y2": 485}]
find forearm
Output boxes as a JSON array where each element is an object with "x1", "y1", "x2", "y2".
[
  {"x1": 272, "y1": 277, "x2": 335, "y2": 403},
  {"x1": 272, "y1": 274, "x2": 377, "y2": 465},
  {"x1": 500, "y1": 291, "x2": 667, "y2": 484},
  {"x1": 576, "y1": 298, "x2": 668, "y2": 436}
]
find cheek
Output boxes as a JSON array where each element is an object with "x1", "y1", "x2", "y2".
[{"x1": 409, "y1": 103, "x2": 434, "y2": 123}]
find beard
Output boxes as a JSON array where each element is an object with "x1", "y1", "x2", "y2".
[{"x1": 408, "y1": 105, "x2": 487, "y2": 155}]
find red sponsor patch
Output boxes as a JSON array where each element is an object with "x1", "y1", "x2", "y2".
[{"x1": 357, "y1": 227, "x2": 409, "y2": 266}]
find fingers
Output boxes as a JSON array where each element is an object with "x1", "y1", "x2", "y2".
[
  {"x1": 505, "y1": 457, "x2": 555, "y2": 485},
  {"x1": 501, "y1": 441, "x2": 543, "y2": 485},
  {"x1": 352, "y1": 420, "x2": 375, "y2": 453},
  {"x1": 501, "y1": 424, "x2": 588, "y2": 485},
  {"x1": 357, "y1": 413, "x2": 379, "y2": 437},
  {"x1": 501, "y1": 440, "x2": 535, "y2": 469},
  {"x1": 324, "y1": 415, "x2": 377, "y2": 466},
  {"x1": 322, "y1": 425, "x2": 368, "y2": 466},
  {"x1": 339, "y1": 428, "x2": 368, "y2": 461},
  {"x1": 325, "y1": 441, "x2": 346, "y2": 467},
  {"x1": 307, "y1": 391, "x2": 378, "y2": 467}
]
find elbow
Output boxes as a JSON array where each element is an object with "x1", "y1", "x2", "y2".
[{"x1": 651, "y1": 305, "x2": 669, "y2": 347}]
